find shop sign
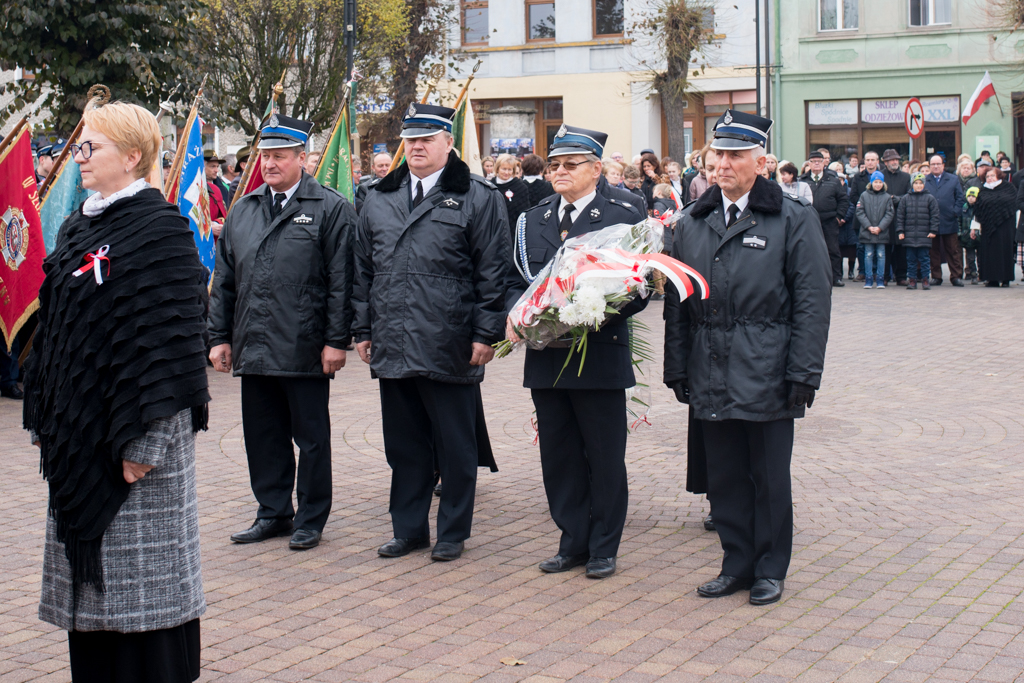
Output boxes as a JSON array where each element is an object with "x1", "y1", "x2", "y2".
[
  {"x1": 808, "y1": 100, "x2": 858, "y2": 126},
  {"x1": 920, "y1": 96, "x2": 960, "y2": 123},
  {"x1": 862, "y1": 99, "x2": 908, "y2": 124}
]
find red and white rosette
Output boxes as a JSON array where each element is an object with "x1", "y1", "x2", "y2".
[{"x1": 72, "y1": 245, "x2": 111, "y2": 285}]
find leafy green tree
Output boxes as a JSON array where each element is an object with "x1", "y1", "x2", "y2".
[{"x1": 0, "y1": 0, "x2": 204, "y2": 135}]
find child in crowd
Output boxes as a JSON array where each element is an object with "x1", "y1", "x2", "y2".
[
  {"x1": 896, "y1": 173, "x2": 939, "y2": 290},
  {"x1": 651, "y1": 183, "x2": 676, "y2": 219},
  {"x1": 959, "y1": 186, "x2": 981, "y2": 285},
  {"x1": 855, "y1": 171, "x2": 894, "y2": 288},
  {"x1": 622, "y1": 165, "x2": 646, "y2": 205}
]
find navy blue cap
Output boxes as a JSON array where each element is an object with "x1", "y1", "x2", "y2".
[
  {"x1": 710, "y1": 110, "x2": 772, "y2": 151},
  {"x1": 401, "y1": 103, "x2": 456, "y2": 139},
  {"x1": 259, "y1": 114, "x2": 313, "y2": 149},
  {"x1": 548, "y1": 124, "x2": 607, "y2": 158},
  {"x1": 37, "y1": 138, "x2": 67, "y2": 157}
]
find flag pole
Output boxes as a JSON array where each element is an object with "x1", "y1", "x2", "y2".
[
  {"x1": 0, "y1": 117, "x2": 28, "y2": 159},
  {"x1": 386, "y1": 63, "x2": 448, "y2": 174},
  {"x1": 451, "y1": 60, "x2": 483, "y2": 113},
  {"x1": 39, "y1": 84, "x2": 111, "y2": 199},
  {"x1": 314, "y1": 81, "x2": 353, "y2": 178},
  {"x1": 229, "y1": 68, "x2": 287, "y2": 210},
  {"x1": 164, "y1": 75, "x2": 208, "y2": 198}
]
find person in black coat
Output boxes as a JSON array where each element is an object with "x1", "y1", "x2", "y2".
[
  {"x1": 521, "y1": 153, "x2": 555, "y2": 207},
  {"x1": 493, "y1": 153, "x2": 532, "y2": 232},
  {"x1": 881, "y1": 149, "x2": 912, "y2": 284},
  {"x1": 506, "y1": 125, "x2": 646, "y2": 580},
  {"x1": 800, "y1": 151, "x2": 849, "y2": 286},
  {"x1": 975, "y1": 167, "x2": 1017, "y2": 286},
  {"x1": 353, "y1": 104, "x2": 510, "y2": 562},
  {"x1": 664, "y1": 111, "x2": 832, "y2": 606}
]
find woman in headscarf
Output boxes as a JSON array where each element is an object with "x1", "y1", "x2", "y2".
[
  {"x1": 23, "y1": 100, "x2": 210, "y2": 682},
  {"x1": 973, "y1": 166, "x2": 1016, "y2": 287}
]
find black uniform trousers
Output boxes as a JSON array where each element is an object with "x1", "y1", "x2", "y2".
[
  {"x1": 821, "y1": 218, "x2": 842, "y2": 282},
  {"x1": 531, "y1": 388, "x2": 628, "y2": 558},
  {"x1": 379, "y1": 377, "x2": 479, "y2": 543},
  {"x1": 241, "y1": 375, "x2": 332, "y2": 532},
  {"x1": 700, "y1": 418, "x2": 794, "y2": 580}
]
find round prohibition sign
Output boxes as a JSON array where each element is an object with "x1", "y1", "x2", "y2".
[{"x1": 905, "y1": 97, "x2": 924, "y2": 139}]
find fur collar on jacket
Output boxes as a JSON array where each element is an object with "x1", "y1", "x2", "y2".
[
  {"x1": 690, "y1": 175, "x2": 783, "y2": 219},
  {"x1": 377, "y1": 150, "x2": 471, "y2": 194}
]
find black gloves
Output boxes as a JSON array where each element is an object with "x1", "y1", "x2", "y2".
[
  {"x1": 786, "y1": 382, "x2": 816, "y2": 410},
  {"x1": 669, "y1": 380, "x2": 690, "y2": 404}
]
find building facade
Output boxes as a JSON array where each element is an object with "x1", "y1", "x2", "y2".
[
  {"x1": 774, "y1": 0, "x2": 1020, "y2": 166},
  {"x1": 449, "y1": 0, "x2": 769, "y2": 160}
]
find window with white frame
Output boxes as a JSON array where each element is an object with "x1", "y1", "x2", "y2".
[
  {"x1": 820, "y1": 0, "x2": 858, "y2": 31},
  {"x1": 909, "y1": 0, "x2": 951, "y2": 26}
]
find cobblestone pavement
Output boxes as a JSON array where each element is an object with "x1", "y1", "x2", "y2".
[{"x1": 3, "y1": 283, "x2": 1024, "y2": 683}]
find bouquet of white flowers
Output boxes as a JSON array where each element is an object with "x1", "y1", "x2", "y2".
[{"x1": 496, "y1": 218, "x2": 708, "y2": 388}]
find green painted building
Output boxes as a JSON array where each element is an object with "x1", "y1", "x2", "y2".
[{"x1": 771, "y1": 0, "x2": 1021, "y2": 167}]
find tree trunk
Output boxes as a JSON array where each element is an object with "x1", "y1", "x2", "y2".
[{"x1": 663, "y1": 88, "x2": 689, "y2": 162}]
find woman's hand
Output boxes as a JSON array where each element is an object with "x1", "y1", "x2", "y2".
[
  {"x1": 123, "y1": 460, "x2": 155, "y2": 484},
  {"x1": 505, "y1": 317, "x2": 521, "y2": 343}
]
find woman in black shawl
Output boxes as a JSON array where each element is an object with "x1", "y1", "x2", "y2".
[
  {"x1": 23, "y1": 101, "x2": 210, "y2": 682},
  {"x1": 493, "y1": 153, "x2": 531, "y2": 232},
  {"x1": 973, "y1": 167, "x2": 1016, "y2": 287}
]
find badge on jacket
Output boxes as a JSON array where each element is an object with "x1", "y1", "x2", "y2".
[
  {"x1": 505, "y1": 189, "x2": 514, "y2": 200},
  {"x1": 742, "y1": 235, "x2": 767, "y2": 249},
  {"x1": 590, "y1": 207, "x2": 601, "y2": 219},
  {"x1": 544, "y1": 209, "x2": 552, "y2": 221},
  {"x1": 293, "y1": 214, "x2": 313, "y2": 224},
  {"x1": 441, "y1": 198, "x2": 461, "y2": 209}
]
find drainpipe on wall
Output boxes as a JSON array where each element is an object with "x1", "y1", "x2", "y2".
[{"x1": 773, "y1": 0, "x2": 782, "y2": 154}]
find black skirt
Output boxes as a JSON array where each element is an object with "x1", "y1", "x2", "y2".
[{"x1": 68, "y1": 619, "x2": 200, "y2": 683}]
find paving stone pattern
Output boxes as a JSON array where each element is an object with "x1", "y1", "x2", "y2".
[{"x1": 2, "y1": 284, "x2": 1024, "y2": 682}]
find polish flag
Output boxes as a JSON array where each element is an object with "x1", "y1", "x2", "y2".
[{"x1": 962, "y1": 71, "x2": 996, "y2": 124}]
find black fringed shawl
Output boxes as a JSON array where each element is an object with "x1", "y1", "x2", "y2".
[{"x1": 23, "y1": 187, "x2": 210, "y2": 589}]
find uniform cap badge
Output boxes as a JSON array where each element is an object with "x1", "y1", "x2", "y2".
[
  {"x1": 268, "y1": 113, "x2": 280, "y2": 128},
  {"x1": 723, "y1": 111, "x2": 733, "y2": 125},
  {"x1": 555, "y1": 123, "x2": 567, "y2": 139},
  {"x1": 407, "y1": 103, "x2": 417, "y2": 118}
]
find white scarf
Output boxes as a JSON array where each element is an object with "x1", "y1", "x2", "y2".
[
  {"x1": 82, "y1": 178, "x2": 150, "y2": 217},
  {"x1": 984, "y1": 179, "x2": 1002, "y2": 189}
]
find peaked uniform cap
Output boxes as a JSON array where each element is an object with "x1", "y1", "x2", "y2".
[
  {"x1": 258, "y1": 114, "x2": 313, "y2": 149},
  {"x1": 548, "y1": 124, "x2": 607, "y2": 158},
  {"x1": 710, "y1": 109, "x2": 772, "y2": 151},
  {"x1": 400, "y1": 103, "x2": 456, "y2": 139}
]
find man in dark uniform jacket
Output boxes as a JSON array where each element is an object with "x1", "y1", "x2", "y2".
[
  {"x1": 664, "y1": 110, "x2": 832, "y2": 605},
  {"x1": 800, "y1": 150, "x2": 849, "y2": 286},
  {"x1": 353, "y1": 104, "x2": 510, "y2": 562},
  {"x1": 354, "y1": 152, "x2": 392, "y2": 213},
  {"x1": 209, "y1": 115, "x2": 356, "y2": 551},
  {"x1": 506, "y1": 124, "x2": 646, "y2": 579}
]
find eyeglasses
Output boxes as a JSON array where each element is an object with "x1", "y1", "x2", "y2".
[
  {"x1": 547, "y1": 160, "x2": 592, "y2": 173},
  {"x1": 69, "y1": 141, "x2": 111, "y2": 160}
]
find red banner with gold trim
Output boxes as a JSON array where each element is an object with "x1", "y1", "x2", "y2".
[{"x1": 0, "y1": 129, "x2": 45, "y2": 351}]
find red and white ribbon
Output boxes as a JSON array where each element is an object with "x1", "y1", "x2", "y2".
[{"x1": 73, "y1": 245, "x2": 111, "y2": 285}]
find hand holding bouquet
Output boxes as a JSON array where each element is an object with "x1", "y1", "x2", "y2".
[{"x1": 496, "y1": 218, "x2": 708, "y2": 383}]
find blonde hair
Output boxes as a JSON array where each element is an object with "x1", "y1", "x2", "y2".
[
  {"x1": 653, "y1": 183, "x2": 673, "y2": 198},
  {"x1": 495, "y1": 153, "x2": 517, "y2": 171},
  {"x1": 83, "y1": 101, "x2": 161, "y2": 180},
  {"x1": 602, "y1": 160, "x2": 624, "y2": 176}
]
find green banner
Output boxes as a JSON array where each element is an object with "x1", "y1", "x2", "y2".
[
  {"x1": 452, "y1": 98, "x2": 467, "y2": 153},
  {"x1": 315, "y1": 107, "x2": 355, "y2": 202}
]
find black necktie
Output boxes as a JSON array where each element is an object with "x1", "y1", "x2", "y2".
[
  {"x1": 271, "y1": 192, "x2": 285, "y2": 218},
  {"x1": 726, "y1": 203, "x2": 740, "y2": 228},
  {"x1": 559, "y1": 203, "x2": 575, "y2": 241},
  {"x1": 413, "y1": 180, "x2": 424, "y2": 208}
]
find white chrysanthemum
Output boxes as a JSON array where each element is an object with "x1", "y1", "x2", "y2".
[{"x1": 573, "y1": 285, "x2": 607, "y2": 327}]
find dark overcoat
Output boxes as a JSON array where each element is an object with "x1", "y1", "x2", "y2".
[
  {"x1": 663, "y1": 176, "x2": 832, "y2": 422},
  {"x1": 352, "y1": 151, "x2": 510, "y2": 384},
  {"x1": 208, "y1": 172, "x2": 356, "y2": 377},
  {"x1": 506, "y1": 190, "x2": 647, "y2": 390}
]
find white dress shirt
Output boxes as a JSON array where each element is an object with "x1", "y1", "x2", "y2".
[
  {"x1": 558, "y1": 189, "x2": 598, "y2": 225},
  {"x1": 410, "y1": 167, "x2": 445, "y2": 204},
  {"x1": 270, "y1": 178, "x2": 302, "y2": 209},
  {"x1": 722, "y1": 191, "x2": 750, "y2": 226}
]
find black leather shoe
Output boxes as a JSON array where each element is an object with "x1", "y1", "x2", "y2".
[
  {"x1": 539, "y1": 553, "x2": 589, "y2": 573},
  {"x1": 832, "y1": 279, "x2": 845, "y2": 287},
  {"x1": 230, "y1": 518, "x2": 293, "y2": 543},
  {"x1": 378, "y1": 537, "x2": 430, "y2": 557},
  {"x1": 585, "y1": 557, "x2": 616, "y2": 578},
  {"x1": 289, "y1": 528, "x2": 321, "y2": 550},
  {"x1": 0, "y1": 385, "x2": 23, "y2": 399},
  {"x1": 697, "y1": 575, "x2": 754, "y2": 598},
  {"x1": 430, "y1": 541, "x2": 464, "y2": 561},
  {"x1": 951, "y1": 278, "x2": 964, "y2": 287},
  {"x1": 930, "y1": 278, "x2": 942, "y2": 286},
  {"x1": 750, "y1": 577, "x2": 785, "y2": 605},
  {"x1": 703, "y1": 515, "x2": 716, "y2": 532}
]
